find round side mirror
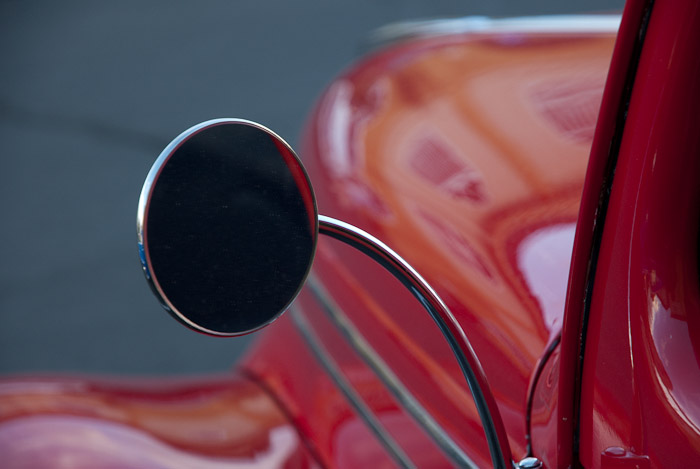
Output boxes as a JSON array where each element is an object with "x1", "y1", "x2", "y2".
[{"x1": 137, "y1": 119, "x2": 318, "y2": 336}]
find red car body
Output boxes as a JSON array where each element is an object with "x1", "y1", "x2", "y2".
[{"x1": 2, "y1": 0, "x2": 699, "y2": 467}]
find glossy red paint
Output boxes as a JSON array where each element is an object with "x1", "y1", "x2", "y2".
[
  {"x1": 243, "y1": 25, "x2": 616, "y2": 466},
  {"x1": 578, "y1": 1, "x2": 700, "y2": 467},
  {"x1": 243, "y1": 313, "x2": 413, "y2": 468},
  {"x1": 530, "y1": 342, "x2": 561, "y2": 467},
  {"x1": 556, "y1": 1, "x2": 652, "y2": 467},
  {"x1": 13, "y1": 9, "x2": 695, "y2": 469},
  {"x1": 0, "y1": 374, "x2": 319, "y2": 468}
]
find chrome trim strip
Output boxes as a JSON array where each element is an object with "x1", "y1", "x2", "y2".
[
  {"x1": 306, "y1": 275, "x2": 477, "y2": 468},
  {"x1": 289, "y1": 306, "x2": 416, "y2": 469},
  {"x1": 525, "y1": 333, "x2": 561, "y2": 456},
  {"x1": 365, "y1": 14, "x2": 621, "y2": 52}
]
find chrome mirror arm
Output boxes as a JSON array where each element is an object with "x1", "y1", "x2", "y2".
[{"x1": 318, "y1": 215, "x2": 513, "y2": 469}]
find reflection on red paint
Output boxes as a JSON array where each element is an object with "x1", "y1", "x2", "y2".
[
  {"x1": 0, "y1": 416, "x2": 302, "y2": 469},
  {"x1": 578, "y1": 2, "x2": 700, "y2": 466},
  {"x1": 530, "y1": 344, "x2": 560, "y2": 468},
  {"x1": 0, "y1": 375, "x2": 319, "y2": 468},
  {"x1": 528, "y1": 72, "x2": 606, "y2": 143},
  {"x1": 409, "y1": 136, "x2": 487, "y2": 203},
  {"x1": 417, "y1": 209, "x2": 494, "y2": 280},
  {"x1": 517, "y1": 223, "x2": 576, "y2": 338},
  {"x1": 245, "y1": 28, "x2": 616, "y2": 464}
]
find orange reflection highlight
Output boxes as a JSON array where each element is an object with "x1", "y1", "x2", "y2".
[{"x1": 303, "y1": 31, "x2": 616, "y2": 455}]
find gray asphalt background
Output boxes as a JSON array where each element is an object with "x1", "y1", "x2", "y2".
[{"x1": 0, "y1": 1, "x2": 622, "y2": 375}]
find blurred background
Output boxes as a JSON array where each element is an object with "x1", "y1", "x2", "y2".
[{"x1": 0, "y1": 0, "x2": 623, "y2": 375}]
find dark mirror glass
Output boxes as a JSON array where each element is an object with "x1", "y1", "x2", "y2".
[{"x1": 137, "y1": 119, "x2": 318, "y2": 336}]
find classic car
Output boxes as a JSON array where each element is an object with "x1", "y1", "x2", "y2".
[{"x1": 2, "y1": 0, "x2": 698, "y2": 467}]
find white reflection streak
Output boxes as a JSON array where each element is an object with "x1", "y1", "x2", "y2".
[
  {"x1": 517, "y1": 223, "x2": 576, "y2": 336},
  {"x1": 651, "y1": 365, "x2": 700, "y2": 437},
  {"x1": 0, "y1": 415, "x2": 298, "y2": 469},
  {"x1": 319, "y1": 81, "x2": 354, "y2": 178},
  {"x1": 649, "y1": 295, "x2": 700, "y2": 436}
]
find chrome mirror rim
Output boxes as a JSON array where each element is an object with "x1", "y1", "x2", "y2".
[{"x1": 137, "y1": 118, "x2": 319, "y2": 336}]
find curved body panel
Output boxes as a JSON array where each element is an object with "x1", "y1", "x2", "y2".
[
  {"x1": 6, "y1": 5, "x2": 700, "y2": 467},
  {"x1": 578, "y1": 1, "x2": 700, "y2": 466},
  {"x1": 0, "y1": 374, "x2": 319, "y2": 468},
  {"x1": 243, "y1": 23, "x2": 617, "y2": 466}
]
